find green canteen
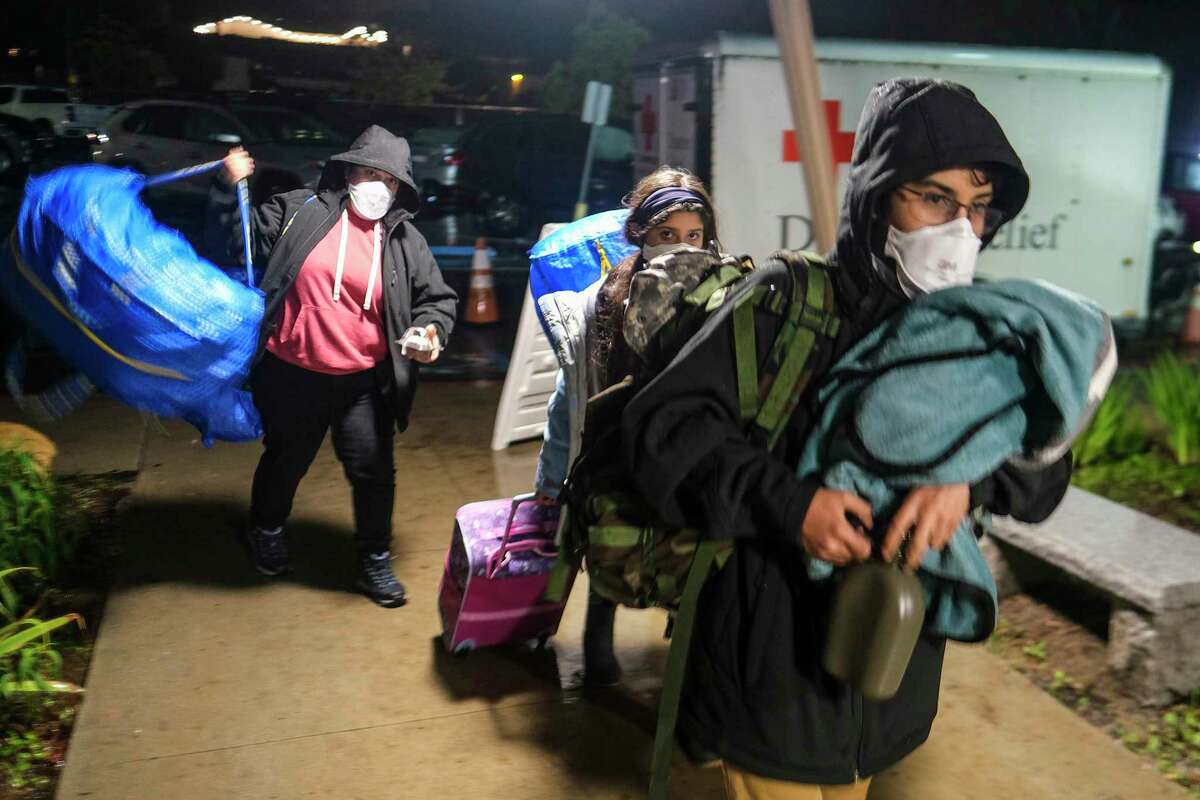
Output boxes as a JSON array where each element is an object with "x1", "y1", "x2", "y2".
[{"x1": 822, "y1": 560, "x2": 926, "y2": 700}]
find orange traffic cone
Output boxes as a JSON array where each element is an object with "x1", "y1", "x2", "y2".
[
  {"x1": 465, "y1": 237, "x2": 499, "y2": 325},
  {"x1": 1181, "y1": 284, "x2": 1200, "y2": 347}
]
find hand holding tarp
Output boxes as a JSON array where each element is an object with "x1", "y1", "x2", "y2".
[{"x1": 221, "y1": 147, "x2": 255, "y2": 186}]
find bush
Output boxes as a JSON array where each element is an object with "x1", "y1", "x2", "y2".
[
  {"x1": 0, "y1": 448, "x2": 80, "y2": 583},
  {"x1": 1142, "y1": 354, "x2": 1200, "y2": 466},
  {"x1": 0, "y1": 567, "x2": 82, "y2": 697},
  {"x1": 1073, "y1": 375, "x2": 1149, "y2": 466}
]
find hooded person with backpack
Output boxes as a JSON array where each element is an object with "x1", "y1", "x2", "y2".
[
  {"x1": 204, "y1": 125, "x2": 457, "y2": 608},
  {"x1": 621, "y1": 79, "x2": 1074, "y2": 798},
  {"x1": 534, "y1": 166, "x2": 720, "y2": 685}
]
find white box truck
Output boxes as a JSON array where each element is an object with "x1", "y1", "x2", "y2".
[{"x1": 633, "y1": 34, "x2": 1171, "y2": 322}]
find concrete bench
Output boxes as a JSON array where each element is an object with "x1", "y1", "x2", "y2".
[{"x1": 983, "y1": 486, "x2": 1200, "y2": 706}]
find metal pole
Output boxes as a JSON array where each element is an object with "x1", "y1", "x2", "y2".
[
  {"x1": 769, "y1": 0, "x2": 839, "y2": 253},
  {"x1": 141, "y1": 160, "x2": 255, "y2": 286},
  {"x1": 236, "y1": 179, "x2": 255, "y2": 286},
  {"x1": 574, "y1": 122, "x2": 599, "y2": 221}
]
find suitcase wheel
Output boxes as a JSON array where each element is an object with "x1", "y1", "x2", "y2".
[{"x1": 452, "y1": 639, "x2": 476, "y2": 656}]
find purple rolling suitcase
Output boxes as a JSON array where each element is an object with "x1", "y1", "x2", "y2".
[{"x1": 438, "y1": 493, "x2": 574, "y2": 653}]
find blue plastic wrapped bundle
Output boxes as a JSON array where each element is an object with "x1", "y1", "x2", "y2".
[
  {"x1": 0, "y1": 165, "x2": 264, "y2": 445},
  {"x1": 527, "y1": 209, "x2": 636, "y2": 337}
]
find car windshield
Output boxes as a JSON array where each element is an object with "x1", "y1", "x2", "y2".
[
  {"x1": 24, "y1": 88, "x2": 68, "y2": 103},
  {"x1": 233, "y1": 107, "x2": 346, "y2": 146}
]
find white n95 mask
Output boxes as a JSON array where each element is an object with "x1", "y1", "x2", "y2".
[
  {"x1": 641, "y1": 241, "x2": 694, "y2": 261},
  {"x1": 885, "y1": 217, "x2": 982, "y2": 297},
  {"x1": 349, "y1": 180, "x2": 395, "y2": 221}
]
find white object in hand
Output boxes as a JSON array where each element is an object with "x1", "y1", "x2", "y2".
[{"x1": 400, "y1": 327, "x2": 434, "y2": 357}]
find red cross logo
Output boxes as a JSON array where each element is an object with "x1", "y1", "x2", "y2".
[
  {"x1": 783, "y1": 100, "x2": 855, "y2": 165},
  {"x1": 639, "y1": 94, "x2": 657, "y2": 152}
]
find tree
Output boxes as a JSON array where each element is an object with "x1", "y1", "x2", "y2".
[
  {"x1": 163, "y1": 33, "x2": 226, "y2": 92},
  {"x1": 74, "y1": 14, "x2": 170, "y2": 95},
  {"x1": 347, "y1": 47, "x2": 449, "y2": 106},
  {"x1": 540, "y1": 2, "x2": 651, "y2": 120}
]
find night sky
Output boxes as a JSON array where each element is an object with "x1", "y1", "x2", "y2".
[{"x1": 8, "y1": 0, "x2": 1200, "y2": 148}]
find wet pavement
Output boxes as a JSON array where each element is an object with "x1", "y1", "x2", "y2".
[
  {"x1": 9, "y1": 385, "x2": 1184, "y2": 800},
  {"x1": 2, "y1": 163, "x2": 1189, "y2": 799}
]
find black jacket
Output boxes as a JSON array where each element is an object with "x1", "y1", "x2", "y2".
[
  {"x1": 204, "y1": 125, "x2": 458, "y2": 432},
  {"x1": 621, "y1": 79, "x2": 1069, "y2": 783}
]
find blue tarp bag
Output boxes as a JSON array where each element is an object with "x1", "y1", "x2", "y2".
[
  {"x1": 527, "y1": 209, "x2": 636, "y2": 337},
  {"x1": 0, "y1": 164, "x2": 264, "y2": 445}
]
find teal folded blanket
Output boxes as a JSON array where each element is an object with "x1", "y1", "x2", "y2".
[{"x1": 798, "y1": 279, "x2": 1115, "y2": 642}]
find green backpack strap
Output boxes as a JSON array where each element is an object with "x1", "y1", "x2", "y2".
[
  {"x1": 543, "y1": 554, "x2": 574, "y2": 603},
  {"x1": 648, "y1": 539, "x2": 719, "y2": 800},
  {"x1": 733, "y1": 290, "x2": 759, "y2": 423},
  {"x1": 754, "y1": 252, "x2": 839, "y2": 448},
  {"x1": 646, "y1": 252, "x2": 838, "y2": 799},
  {"x1": 684, "y1": 257, "x2": 754, "y2": 312}
]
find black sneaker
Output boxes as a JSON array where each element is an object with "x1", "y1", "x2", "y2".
[
  {"x1": 245, "y1": 526, "x2": 291, "y2": 576},
  {"x1": 356, "y1": 551, "x2": 408, "y2": 608}
]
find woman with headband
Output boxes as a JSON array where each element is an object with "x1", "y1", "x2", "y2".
[{"x1": 534, "y1": 166, "x2": 719, "y2": 687}]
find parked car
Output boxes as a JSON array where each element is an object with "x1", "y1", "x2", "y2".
[
  {"x1": 409, "y1": 126, "x2": 469, "y2": 209},
  {"x1": 92, "y1": 99, "x2": 347, "y2": 202},
  {"x1": 305, "y1": 99, "x2": 437, "y2": 142},
  {"x1": 448, "y1": 115, "x2": 633, "y2": 237},
  {"x1": 0, "y1": 85, "x2": 113, "y2": 139},
  {"x1": 0, "y1": 115, "x2": 33, "y2": 217},
  {"x1": 0, "y1": 109, "x2": 73, "y2": 163}
]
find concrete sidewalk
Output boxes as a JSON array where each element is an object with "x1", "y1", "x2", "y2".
[
  {"x1": 45, "y1": 383, "x2": 1184, "y2": 799},
  {"x1": 0, "y1": 396, "x2": 147, "y2": 475}
]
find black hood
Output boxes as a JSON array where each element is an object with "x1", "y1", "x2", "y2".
[
  {"x1": 834, "y1": 78, "x2": 1030, "y2": 330},
  {"x1": 319, "y1": 124, "x2": 420, "y2": 218}
]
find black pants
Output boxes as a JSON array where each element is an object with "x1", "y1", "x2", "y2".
[{"x1": 250, "y1": 353, "x2": 395, "y2": 555}]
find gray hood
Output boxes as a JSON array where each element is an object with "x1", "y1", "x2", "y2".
[{"x1": 319, "y1": 125, "x2": 420, "y2": 217}]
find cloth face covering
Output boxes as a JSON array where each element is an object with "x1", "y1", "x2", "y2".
[
  {"x1": 885, "y1": 217, "x2": 982, "y2": 297},
  {"x1": 641, "y1": 241, "x2": 694, "y2": 261},
  {"x1": 349, "y1": 180, "x2": 395, "y2": 221}
]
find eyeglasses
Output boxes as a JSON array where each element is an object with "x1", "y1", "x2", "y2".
[{"x1": 896, "y1": 185, "x2": 1004, "y2": 235}]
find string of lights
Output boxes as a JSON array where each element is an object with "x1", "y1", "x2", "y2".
[{"x1": 192, "y1": 17, "x2": 388, "y2": 47}]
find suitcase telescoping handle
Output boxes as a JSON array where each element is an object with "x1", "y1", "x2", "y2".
[
  {"x1": 501, "y1": 493, "x2": 537, "y2": 546},
  {"x1": 487, "y1": 493, "x2": 558, "y2": 579}
]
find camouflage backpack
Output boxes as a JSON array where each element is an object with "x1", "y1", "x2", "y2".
[{"x1": 549, "y1": 250, "x2": 840, "y2": 607}]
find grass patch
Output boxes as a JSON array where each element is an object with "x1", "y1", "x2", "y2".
[
  {"x1": 1116, "y1": 704, "x2": 1200, "y2": 792},
  {"x1": 0, "y1": 454, "x2": 132, "y2": 800},
  {"x1": 1073, "y1": 454, "x2": 1200, "y2": 531},
  {"x1": 1072, "y1": 354, "x2": 1200, "y2": 534}
]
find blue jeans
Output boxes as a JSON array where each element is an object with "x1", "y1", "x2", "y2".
[{"x1": 249, "y1": 353, "x2": 395, "y2": 555}]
